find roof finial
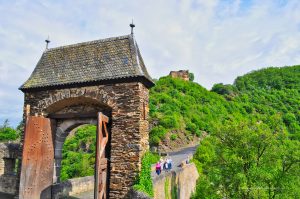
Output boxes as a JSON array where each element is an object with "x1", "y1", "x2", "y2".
[
  {"x1": 130, "y1": 19, "x2": 135, "y2": 35},
  {"x1": 45, "y1": 36, "x2": 50, "y2": 50}
]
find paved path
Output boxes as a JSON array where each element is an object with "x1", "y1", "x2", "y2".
[{"x1": 151, "y1": 145, "x2": 198, "y2": 180}]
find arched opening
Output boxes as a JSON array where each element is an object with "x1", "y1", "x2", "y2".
[
  {"x1": 45, "y1": 97, "x2": 112, "y2": 198},
  {"x1": 60, "y1": 124, "x2": 97, "y2": 181}
]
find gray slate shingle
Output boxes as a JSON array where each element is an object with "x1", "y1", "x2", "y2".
[{"x1": 20, "y1": 34, "x2": 153, "y2": 90}]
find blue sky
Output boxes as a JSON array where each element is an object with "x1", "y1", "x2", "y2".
[{"x1": 0, "y1": 0, "x2": 300, "y2": 127}]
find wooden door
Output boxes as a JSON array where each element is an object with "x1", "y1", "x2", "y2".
[
  {"x1": 19, "y1": 116, "x2": 54, "y2": 199},
  {"x1": 94, "y1": 112, "x2": 109, "y2": 199}
]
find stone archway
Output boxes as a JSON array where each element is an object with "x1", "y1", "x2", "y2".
[
  {"x1": 19, "y1": 83, "x2": 150, "y2": 198},
  {"x1": 53, "y1": 119, "x2": 98, "y2": 184},
  {"x1": 18, "y1": 34, "x2": 154, "y2": 199},
  {"x1": 43, "y1": 96, "x2": 113, "y2": 195}
]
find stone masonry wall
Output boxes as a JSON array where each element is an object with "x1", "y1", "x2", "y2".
[
  {"x1": 138, "y1": 84, "x2": 150, "y2": 164},
  {"x1": 19, "y1": 82, "x2": 150, "y2": 198},
  {"x1": 0, "y1": 143, "x2": 19, "y2": 194},
  {"x1": 52, "y1": 176, "x2": 94, "y2": 198}
]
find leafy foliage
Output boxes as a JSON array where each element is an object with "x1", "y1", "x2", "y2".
[
  {"x1": 170, "y1": 134, "x2": 177, "y2": 140},
  {"x1": 232, "y1": 66, "x2": 300, "y2": 140},
  {"x1": 189, "y1": 72, "x2": 195, "y2": 82},
  {"x1": 150, "y1": 65, "x2": 300, "y2": 145},
  {"x1": 149, "y1": 76, "x2": 243, "y2": 145},
  {"x1": 191, "y1": 65, "x2": 300, "y2": 198},
  {"x1": 0, "y1": 119, "x2": 19, "y2": 141},
  {"x1": 133, "y1": 152, "x2": 160, "y2": 197},
  {"x1": 192, "y1": 118, "x2": 300, "y2": 199},
  {"x1": 150, "y1": 65, "x2": 300, "y2": 198},
  {"x1": 234, "y1": 65, "x2": 300, "y2": 91},
  {"x1": 60, "y1": 125, "x2": 96, "y2": 181}
]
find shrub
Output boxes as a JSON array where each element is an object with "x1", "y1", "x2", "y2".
[
  {"x1": 0, "y1": 127, "x2": 18, "y2": 141},
  {"x1": 0, "y1": 120, "x2": 18, "y2": 141},
  {"x1": 186, "y1": 122, "x2": 197, "y2": 133},
  {"x1": 150, "y1": 126, "x2": 167, "y2": 138},
  {"x1": 189, "y1": 72, "x2": 195, "y2": 82},
  {"x1": 133, "y1": 152, "x2": 160, "y2": 197},
  {"x1": 283, "y1": 112, "x2": 296, "y2": 126},
  {"x1": 170, "y1": 133, "x2": 177, "y2": 140},
  {"x1": 150, "y1": 135, "x2": 160, "y2": 146},
  {"x1": 159, "y1": 115, "x2": 180, "y2": 129},
  {"x1": 195, "y1": 129, "x2": 202, "y2": 137},
  {"x1": 211, "y1": 83, "x2": 237, "y2": 96}
]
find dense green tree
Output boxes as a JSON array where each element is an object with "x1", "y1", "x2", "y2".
[
  {"x1": 192, "y1": 118, "x2": 300, "y2": 199},
  {"x1": 189, "y1": 72, "x2": 195, "y2": 82},
  {"x1": 211, "y1": 83, "x2": 238, "y2": 99},
  {"x1": 0, "y1": 119, "x2": 19, "y2": 141}
]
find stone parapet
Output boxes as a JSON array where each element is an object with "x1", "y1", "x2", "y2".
[
  {"x1": 153, "y1": 163, "x2": 199, "y2": 199},
  {"x1": 52, "y1": 176, "x2": 94, "y2": 199}
]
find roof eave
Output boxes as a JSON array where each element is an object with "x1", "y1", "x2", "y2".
[{"x1": 19, "y1": 76, "x2": 154, "y2": 92}]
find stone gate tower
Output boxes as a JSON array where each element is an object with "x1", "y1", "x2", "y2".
[{"x1": 18, "y1": 34, "x2": 154, "y2": 198}]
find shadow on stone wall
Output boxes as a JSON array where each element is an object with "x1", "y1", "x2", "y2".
[
  {"x1": 0, "y1": 143, "x2": 19, "y2": 196},
  {"x1": 129, "y1": 189, "x2": 151, "y2": 199},
  {"x1": 52, "y1": 176, "x2": 94, "y2": 199},
  {"x1": 0, "y1": 191, "x2": 14, "y2": 199}
]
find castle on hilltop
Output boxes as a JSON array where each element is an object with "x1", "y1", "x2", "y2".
[{"x1": 169, "y1": 70, "x2": 189, "y2": 81}]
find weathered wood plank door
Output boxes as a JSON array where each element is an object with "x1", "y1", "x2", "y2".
[
  {"x1": 94, "y1": 112, "x2": 109, "y2": 199},
  {"x1": 19, "y1": 116, "x2": 54, "y2": 199}
]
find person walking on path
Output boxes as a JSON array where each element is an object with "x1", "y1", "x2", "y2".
[
  {"x1": 167, "y1": 157, "x2": 172, "y2": 171},
  {"x1": 186, "y1": 155, "x2": 191, "y2": 164},
  {"x1": 155, "y1": 161, "x2": 161, "y2": 175},
  {"x1": 160, "y1": 158, "x2": 165, "y2": 172},
  {"x1": 164, "y1": 158, "x2": 169, "y2": 172}
]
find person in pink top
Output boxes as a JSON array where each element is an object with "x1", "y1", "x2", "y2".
[{"x1": 155, "y1": 161, "x2": 161, "y2": 175}]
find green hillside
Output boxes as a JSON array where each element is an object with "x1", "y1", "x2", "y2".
[
  {"x1": 149, "y1": 76, "x2": 244, "y2": 146},
  {"x1": 234, "y1": 65, "x2": 300, "y2": 90},
  {"x1": 151, "y1": 66, "x2": 300, "y2": 198},
  {"x1": 149, "y1": 65, "x2": 300, "y2": 145}
]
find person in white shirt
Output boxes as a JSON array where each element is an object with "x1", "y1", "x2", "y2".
[{"x1": 167, "y1": 157, "x2": 172, "y2": 171}]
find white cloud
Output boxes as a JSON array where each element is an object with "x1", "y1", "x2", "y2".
[{"x1": 0, "y1": 0, "x2": 300, "y2": 126}]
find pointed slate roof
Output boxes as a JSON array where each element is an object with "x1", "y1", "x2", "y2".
[{"x1": 20, "y1": 34, "x2": 154, "y2": 91}]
